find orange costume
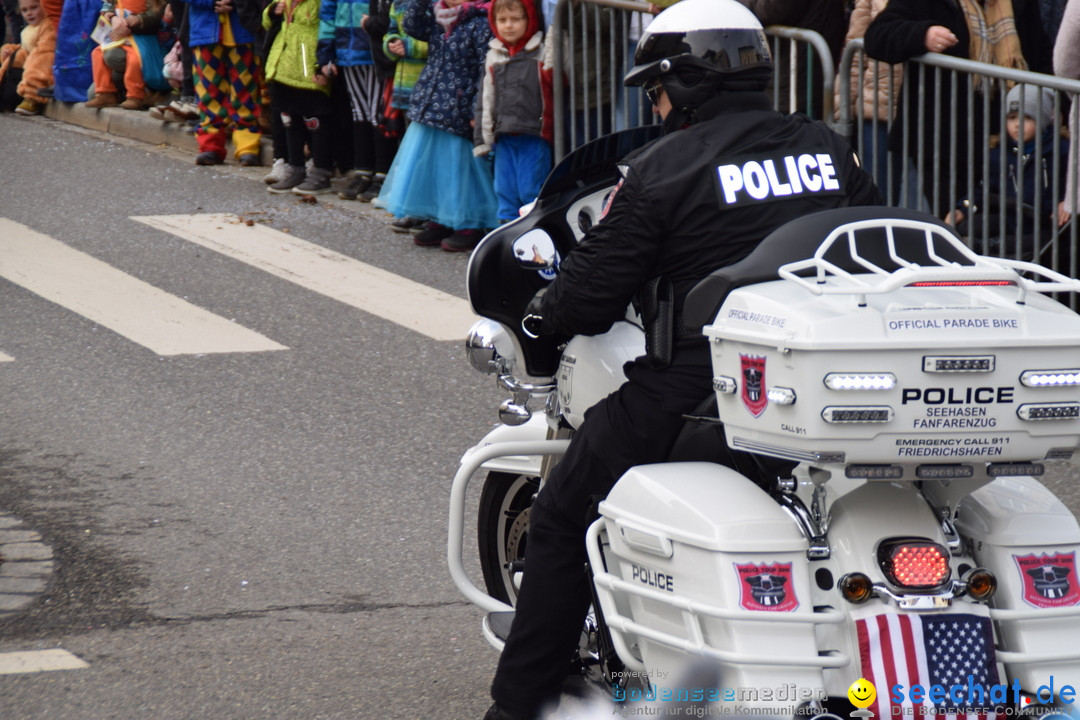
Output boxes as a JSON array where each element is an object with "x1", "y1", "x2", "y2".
[
  {"x1": 0, "y1": 13, "x2": 56, "y2": 104},
  {"x1": 88, "y1": 0, "x2": 163, "y2": 107}
]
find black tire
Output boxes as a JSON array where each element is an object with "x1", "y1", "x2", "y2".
[{"x1": 477, "y1": 471, "x2": 540, "y2": 604}]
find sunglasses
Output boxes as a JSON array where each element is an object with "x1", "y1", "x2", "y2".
[{"x1": 644, "y1": 80, "x2": 664, "y2": 106}]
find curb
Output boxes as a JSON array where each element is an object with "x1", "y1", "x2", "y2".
[
  {"x1": 0, "y1": 513, "x2": 54, "y2": 621},
  {"x1": 42, "y1": 99, "x2": 273, "y2": 160}
]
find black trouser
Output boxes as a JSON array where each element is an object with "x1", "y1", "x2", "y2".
[
  {"x1": 272, "y1": 81, "x2": 333, "y2": 171},
  {"x1": 491, "y1": 342, "x2": 712, "y2": 718}
]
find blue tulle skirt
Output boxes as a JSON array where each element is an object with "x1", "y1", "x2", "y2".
[{"x1": 376, "y1": 122, "x2": 500, "y2": 230}]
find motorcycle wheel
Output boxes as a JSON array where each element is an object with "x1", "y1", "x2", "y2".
[{"x1": 478, "y1": 471, "x2": 540, "y2": 604}]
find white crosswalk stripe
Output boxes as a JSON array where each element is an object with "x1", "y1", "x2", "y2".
[
  {"x1": 0, "y1": 219, "x2": 288, "y2": 357},
  {"x1": 0, "y1": 649, "x2": 88, "y2": 675},
  {"x1": 131, "y1": 213, "x2": 477, "y2": 342}
]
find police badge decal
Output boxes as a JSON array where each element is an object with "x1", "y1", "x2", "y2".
[
  {"x1": 740, "y1": 353, "x2": 767, "y2": 417},
  {"x1": 735, "y1": 561, "x2": 799, "y2": 611},
  {"x1": 1014, "y1": 552, "x2": 1080, "y2": 608}
]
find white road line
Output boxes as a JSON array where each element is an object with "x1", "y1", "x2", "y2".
[
  {"x1": 0, "y1": 219, "x2": 288, "y2": 356},
  {"x1": 131, "y1": 214, "x2": 477, "y2": 342},
  {"x1": 0, "y1": 649, "x2": 89, "y2": 675},
  {"x1": 0, "y1": 351, "x2": 13, "y2": 363}
]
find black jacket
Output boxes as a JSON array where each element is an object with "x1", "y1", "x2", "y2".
[
  {"x1": 863, "y1": 0, "x2": 1050, "y2": 213},
  {"x1": 538, "y1": 92, "x2": 881, "y2": 344},
  {"x1": 864, "y1": 0, "x2": 1050, "y2": 72}
]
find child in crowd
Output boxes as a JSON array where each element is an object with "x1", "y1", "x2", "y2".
[
  {"x1": 262, "y1": 0, "x2": 336, "y2": 194},
  {"x1": 946, "y1": 84, "x2": 1069, "y2": 259},
  {"x1": 0, "y1": 0, "x2": 54, "y2": 115},
  {"x1": 375, "y1": 0, "x2": 500, "y2": 252},
  {"x1": 317, "y1": 0, "x2": 397, "y2": 201},
  {"x1": 382, "y1": 0, "x2": 427, "y2": 232},
  {"x1": 185, "y1": 0, "x2": 263, "y2": 165},
  {"x1": 473, "y1": 0, "x2": 551, "y2": 224},
  {"x1": 85, "y1": 0, "x2": 172, "y2": 110}
]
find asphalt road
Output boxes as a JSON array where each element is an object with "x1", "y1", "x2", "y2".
[
  {"x1": 0, "y1": 112, "x2": 1078, "y2": 720},
  {"x1": 0, "y1": 114, "x2": 507, "y2": 719}
]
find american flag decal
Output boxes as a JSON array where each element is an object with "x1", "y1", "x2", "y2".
[{"x1": 855, "y1": 611, "x2": 1000, "y2": 720}]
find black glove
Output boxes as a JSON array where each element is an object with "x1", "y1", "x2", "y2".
[{"x1": 521, "y1": 288, "x2": 546, "y2": 338}]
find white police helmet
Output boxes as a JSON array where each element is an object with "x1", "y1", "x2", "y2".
[{"x1": 624, "y1": 0, "x2": 771, "y2": 111}]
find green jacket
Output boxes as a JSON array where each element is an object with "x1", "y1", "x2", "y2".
[
  {"x1": 263, "y1": 0, "x2": 329, "y2": 94},
  {"x1": 383, "y1": 0, "x2": 426, "y2": 110}
]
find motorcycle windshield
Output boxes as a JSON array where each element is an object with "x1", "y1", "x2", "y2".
[
  {"x1": 467, "y1": 126, "x2": 663, "y2": 377},
  {"x1": 537, "y1": 125, "x2": 664, "y2": 203}
]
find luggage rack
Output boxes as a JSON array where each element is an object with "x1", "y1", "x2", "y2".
[{"x1": 777, "y1": 218, "x2": 1080, "y2": 306}]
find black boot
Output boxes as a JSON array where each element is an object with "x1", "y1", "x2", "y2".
[{"x1": 338, "y1": 171, "x2": 373, "y2": 200}]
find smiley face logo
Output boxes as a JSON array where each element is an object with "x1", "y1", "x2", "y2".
[{"x1": 848, "y1": 678, "x2": 876, "y2": 708}]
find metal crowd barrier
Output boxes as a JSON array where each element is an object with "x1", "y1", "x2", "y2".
[
  {"x1": 549, "y1": 0, "x2": 836, "y2": 157},
  {"x1": 549, "y1": 0, "x2": 1080, "y2": 282},
  {"x1": 837, "y1": 39, "x2": 1080, "y2": 282}
]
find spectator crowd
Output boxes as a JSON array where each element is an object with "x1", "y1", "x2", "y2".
[{"x1": 2, "y1": 0, "x2": 1080, "y2": 257}]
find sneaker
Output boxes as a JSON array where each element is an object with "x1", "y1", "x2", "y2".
[
  {"x1": 263, "y1": 158, "x2": 288, "y2": 184},
  {"x1": 292, "y1": 167, "x2": 332, "y2": 195},
  {"x1": 162, "y1": 99, "x2": 198, "y2": 122},
  {"x1": 359, "y1": 180, "x2": 382, "y2": 203},
  {"x1": 14, "y1": 99, "x2": 43, "y2": 116},
  {"x1": 413, "y1": 222, "x2": 453, "y2": 247},
  {"x1": 390, "y1": 216, "x2": 425, "y2": 234},
  {"x1": 85, "y1": 91, "x2": 119, "y2": 109},
  {"x1": 195, "y1": 151, "x2": 223, "y2": 166},
  {"x1": 267, "y1": 165, "x2": 306, "y2": 193},
  {"x1": 441, "y1": 229, "x2": 482, "y2": 253},
  {"x1": 239, "y1": 153, "x2": 261, "y2": 167},
  {"x1": 148, "y1": 103, "x2": 171, "y2": 120},
  {"x1": 338, "y1": 172, "x2": 372, "y2": 200},
  {"x1": 119, "y1": 96, "x2": 148, "y2": 110}
]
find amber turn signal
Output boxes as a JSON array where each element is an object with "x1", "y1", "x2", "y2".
[
  {"x1": 839, "y1": 572, "x2": 875, "y2": 604},
  {"x1": 963, "y1": 568, "x2": 997, "y2": 601}
]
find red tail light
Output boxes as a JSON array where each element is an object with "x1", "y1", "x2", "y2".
[
  {"x1": 907, "y1": 281, "x2": 1013, "y2": 287},
  {"x1": 878, "y1": 539, "x2": 951, "y2": 589}
]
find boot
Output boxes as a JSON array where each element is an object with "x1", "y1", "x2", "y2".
[
  {"x1": 338, "y1": 171, "x2": 372, "y2": 200},
  {"x1": 85, "y1": 91, "x2": 119, "y2": 109},
  {"x1": 119, "y1": 96, "x2": 148, "y2": 110},
  {"x1": 267, "y1": 165, "x2": 306, "y2": 194},
  {"x1": 14, "y1": 99, "x2": 43, "y2": 116},
  {"x1": 292, "y1": 166, "x2": 333, "y2": 195}
]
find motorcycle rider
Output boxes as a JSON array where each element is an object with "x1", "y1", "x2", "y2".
[{"x1": 484, "y1": 1, "x2": 881, "y2": 718}]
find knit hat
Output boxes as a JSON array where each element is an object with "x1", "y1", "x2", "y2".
[{"x1": 1005, "y1": 84, "x2": 1054, "y2": 130}]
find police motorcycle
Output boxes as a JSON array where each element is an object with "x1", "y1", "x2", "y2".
[{"x1": 446, "y1": 117, "x2": 1080, "y2": 714}]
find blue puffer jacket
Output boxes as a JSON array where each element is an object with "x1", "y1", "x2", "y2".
[
  {"x1": 403, "y1": 0, "x2": 491, "y2": 138},
  {"x1": 316, "y1": 0, "x2": 373, "y2": 67},
  {"x1": 185, "y1": 0, "x2": 259, "y2": 48}
]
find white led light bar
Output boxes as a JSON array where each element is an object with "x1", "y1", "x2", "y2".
[
  {"x1": 922, "y1": 356, "x2": 995, "y2": 373},
  {"x1": 846, "y1": 464, "x2": 904, "y2": 479},
  {"x1": 1020, "y1": 369, "x2": 1080, "y2": 388},
  {"x1": 916, "y1": 464, "x2": 974, "y2": 479},
  {"x1": 713, "y1": 376, "x2": 737, "y2": 394},
  {"x1": 822, "y1": 406, "x2": 894, "y2": 423},
  {"x1": 987, "y1": 462, "x2": 1045, "y2": 477},
  {"x1": 1017, "y1": 402, "x2": 1080, "y2": 421},
  {"x1": 824, "y1": 373, "x2": 897, "y2": 391},
  {"x1": 767, "y1": 387, "x2": 796, "y2": 405}
]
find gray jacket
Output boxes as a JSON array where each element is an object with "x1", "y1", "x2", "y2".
[{"x1": 473, "y1": 32, "x2": 554, "y2": 155}]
